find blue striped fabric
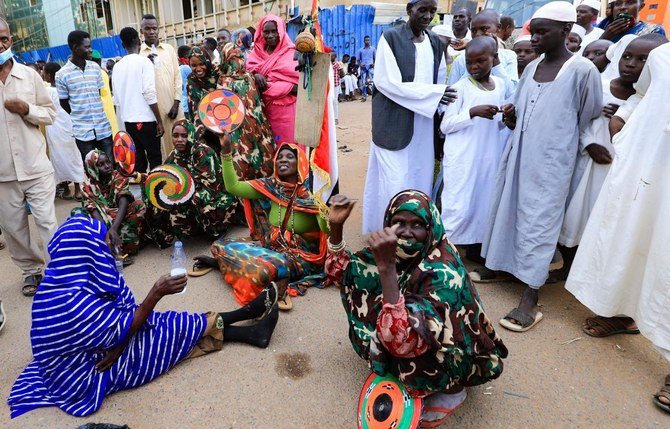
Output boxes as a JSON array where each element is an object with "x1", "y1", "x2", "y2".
[
  {"x1": 55, "y1": 60, "x2": 112, "y2": 141},
  {"x1": 8, "y1": 216, "x2": 207, "y2": 418}
]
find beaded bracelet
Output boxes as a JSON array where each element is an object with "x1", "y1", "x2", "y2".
[{"x1": 327, "y1": 238, "x2": 346, "y2": 253}]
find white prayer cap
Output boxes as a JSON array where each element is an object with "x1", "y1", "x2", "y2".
[
  {"x1": 514, "y1": 34, "x2": 533, "y2": 45},
  {"x1": 571, "y1": 24, "x2": 587, "y2": 39},
  {"x1": 431, "y1": 24, "x2": 455, "y2": 39},
  {"x1": 579, "y1": 0, "x2": 602, "y2": 12},
  {"x1": 531, "y1": 1, "x2": 577, "y2": 23}
]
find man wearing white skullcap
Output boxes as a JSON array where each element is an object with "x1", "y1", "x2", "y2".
[
  {"x1": 576, "y1": 1, "x2": 605, "y2": 54},
  {"x1": 512, "y1": 34, "x2": 537, "y2": 75},
  {"x1": 476, "y1": 1, "x2": 603, "y2": 333}
]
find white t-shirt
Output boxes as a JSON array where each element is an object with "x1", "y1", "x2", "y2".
[{"x1": 112, "y1": 53, "x2": 158, "y2": 123}]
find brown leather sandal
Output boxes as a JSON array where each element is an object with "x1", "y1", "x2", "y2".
[
  {"x1": 653, "y1": 375, "x2": 670, "y2": 414},
  {"x1": 581, "y1": 316, "x2": 640, "y2": 338}
]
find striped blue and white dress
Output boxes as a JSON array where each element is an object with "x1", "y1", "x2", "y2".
[{"x1": 8, "y1": 216, "x2": 208, "y2": 418}]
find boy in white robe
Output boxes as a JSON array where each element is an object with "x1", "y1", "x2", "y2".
[
  {"x1": 448, "y1": 9, "x2": 519, "y2": 98},
  {"x1": 476, "y1": 2, "x2": 602, "y2": 332},
  {"x1": 566, "y1": 40, "x2": 670, "y2": 415},
  {"x1": 556, "y1": 34, "x2": 666, "y2": 280},
  {"x1": 440, "y1": 36, "x2": 509, "y2": 257}
]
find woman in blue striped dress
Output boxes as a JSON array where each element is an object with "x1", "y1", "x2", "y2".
[{"x1": 8, "y1": 215, "x2": 279, "y2": 418}]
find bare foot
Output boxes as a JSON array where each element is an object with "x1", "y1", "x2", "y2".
[
  {"x1": 506, "y1": 287, "x2": 539, "y2": 325},
  {"x1": 192, "y1": 255, "x2": 217, "y2": 268}
]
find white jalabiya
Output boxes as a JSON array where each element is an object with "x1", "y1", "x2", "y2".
[
  {"x1": 566, "y1": 44, "x2": 670, "y2": 360},
  {"x1": 440, "y1": 76, "x2": 507, "y2": 245},
  {"x1": 362, "y1": 34, "x2": 447, "y2": 234},
  {"x1": 560, "y1": 79, "x2": 623, "y2": 247},
  {"x1": 578, "y1": 27, "x2": 605, "y2": 55},
  {"x1": 45, "y1": 86, "x2": 85, "y2": 183}
]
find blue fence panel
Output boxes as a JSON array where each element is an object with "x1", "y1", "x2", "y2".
[
  {"x1": 16, "y1": 35, "x2": 126, "y2": 64},
  {"x1": 287, "y1": 5, "x2": 391, "y2": 59}
]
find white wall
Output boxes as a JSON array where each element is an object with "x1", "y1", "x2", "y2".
[{"x1": 43, "y1": 0, "x2": 76, "y2": 47}]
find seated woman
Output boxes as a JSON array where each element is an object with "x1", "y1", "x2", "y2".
[
  {"x1": 186, "y1": 46, "x2": 221, "y2": 151},
  {"x1": 8, "y1": 215, "x2": 278, "y2": 418},
  {"x1": 218, "y1": 42, "x2": 275, "y2": 180},
  {"x1": 326, "y1": 190, "x2": 508, "y2": 428},
  {"x1": 193, "y1": 135, "x2": 328, "y2": 311},
  {"x1": 75, "y1": 149, "x2": 145, "y2": 264},
  {"x1": 146, "y1": 121, "x2": 239, "y2": 248},
  {"x1": 246, "y1": 14, "x2": 299, "y2": 145}
]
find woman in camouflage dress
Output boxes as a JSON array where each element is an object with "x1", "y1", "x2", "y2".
[
  {"x1": 77, "y1": 150, "x2": 145, "y2": 258},
  {"x1": 186, "y1": 46, "x2": 221, "y2": 152},
  {"x1": 218, "y1": 42, "x2": 275, "y2": 180},
  {"x1": 146, "y1": 121, "x2": 239, "y2": 248},
  {"x1": 326, "y1": 190, "x2": 507, "y2": 427}
]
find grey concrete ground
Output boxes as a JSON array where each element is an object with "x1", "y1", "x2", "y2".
[{"x1": 1, "y1": 101, "x2": 668, "y2": 428}]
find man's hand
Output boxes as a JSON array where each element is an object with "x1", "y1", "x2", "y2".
[
  {"x1": 254, "y1": 73, "x2": 268, "y2": 92},
  {"x1": 167, "y1": 100, "x2": 180, "y2": 119},
  {"x1": 4, "y1": 98, "x2": 29, "y2": 116},
  {"x1": 440, "y1": 86, "x2": 458, "y2": 105},
  {"x1": 585, "y1": 144, "x2": 613, "y2": 164},
  {"x1": 451, "y1": 39, "x2": 468, "y2": 51},
  {"x1": 602, "y1": 18, "x2": 630, "y2": 40},
  {"x1": 502, "y1": 103, "x2": 516, "y2": 129},
  {"x1": 470, "y1": 104, "x2": 499, "y2": 120},
  {"x1": 156, "y1": 121, "x2": 165, "y2": 137},
  {"x1": 602, "y1": 103, "x2": 620, "y2": 119},
  {"x1": 367, "y1": 224, "x2": 400, "y2": 271}
]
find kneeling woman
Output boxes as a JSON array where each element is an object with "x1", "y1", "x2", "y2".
[
  {"x1": 194, "y1": 135, "x2": 328, "y2": 309},
  {"x1": 147, "y1": 121, "x2": 239, "y2": 248},
  {"x1": 8, "y1": 215, "x2": 279, "y2": 418},
  {"x1": 326, "y1": 190, "x2": 507, "y2": 427},
  {"x1": 77, "y1": 149, "x2": 145, "y2": 260}
]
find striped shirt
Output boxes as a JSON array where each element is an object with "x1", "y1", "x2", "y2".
[
  {"x1": 8, "y1": 216, "x2": 207, "y2": 418},
  {"x1": 56, "y1": 60, "x2": 112, "y2": 141}
]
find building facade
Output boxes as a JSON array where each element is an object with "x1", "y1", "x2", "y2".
[{"x1": 2, "y1": 0, "x2": 114, "y2": 53}]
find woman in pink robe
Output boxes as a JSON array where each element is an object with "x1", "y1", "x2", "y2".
[{"x1": 247, "y1": 15, "x2": 299, "y2": 145}]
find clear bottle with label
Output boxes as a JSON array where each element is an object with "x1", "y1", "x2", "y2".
[{"x1": 170, "y1": 241, "x2": 187, "y2": 294}]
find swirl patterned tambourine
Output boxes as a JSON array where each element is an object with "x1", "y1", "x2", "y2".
[
  {"x1": 357, "y1": 373, "x2": 421, "y2": 429},
  {"x1": 144, "y1": 165, "x2": 195, "y2": 210},
  {"x1": 197, "y1": 89, "x2": 246, "y2": 134},
  {"x1": 113, "y1": 131, "x2": 136, "y2": 175}
]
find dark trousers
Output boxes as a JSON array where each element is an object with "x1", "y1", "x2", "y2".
[
  {"x1": 75, "y1": 135, "x2": 114, "y2": 164},
  {"x1": 124, "y1": 121, "x2": 162, "y2": 173}
]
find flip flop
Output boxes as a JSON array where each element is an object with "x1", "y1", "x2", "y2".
[
  {"x1": 187, "y1": 263, "x2": 215, "y2": 277},
  {"x1": 499, "y1": 308, "x2": 544, "y2": 332},
  {"x1": 278, "y1": 292, "x2": 293, "y2": 311},
  {"x1": 582, "y1": 316, "x2": 640, "y2": 338},
  {"x1": 419, "y1": 401, "x2": 465, "y2": 428},
  {"x1": 653, "y1": 375, "x2": 670, "y2": 414},
  {"x1": 469, "y1": 269, "x2": 519, "y2": 284}
]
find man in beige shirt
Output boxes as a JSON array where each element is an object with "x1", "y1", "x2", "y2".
[
  {"x1": 0, "y1": 18, "x2": 58, "y2": 296},
  {"x1": 140, "y1": 13, "x2": 184, "y2": 156}
]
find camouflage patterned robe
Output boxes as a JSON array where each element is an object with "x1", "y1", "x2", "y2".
[{"x1": 326, "y1": 190, "x2": 508, "y2": 395}]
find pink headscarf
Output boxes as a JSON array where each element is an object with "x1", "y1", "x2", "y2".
[{"x1": 246, "y1": 14, "x2": 299, "y2": 99}]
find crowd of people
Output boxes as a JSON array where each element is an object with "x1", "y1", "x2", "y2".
[{"x1": 1, "y1": 0, "x2": 669, "y2": 425}]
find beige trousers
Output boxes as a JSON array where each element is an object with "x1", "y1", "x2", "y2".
[{"x1": 0, "y1": 173, "x2": 58, "y2": 278}]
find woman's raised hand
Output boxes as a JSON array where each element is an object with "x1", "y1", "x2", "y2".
[
  {"x1": 328, "y1": 194, "x2": 356, "y2": 225},
  {"x1": 219, "y1": 133, "x2": 232, "y2": 155},
  {"x1": 367, "y1": 224, "x2": 400, "y2": 271}
]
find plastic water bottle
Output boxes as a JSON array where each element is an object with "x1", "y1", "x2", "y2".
[
  {"x1": 114, "y1": 246, "x2": 123, "y2": 275},
  {"x1": 170, "y1": 241, "x2": 187, "y2": 294}
]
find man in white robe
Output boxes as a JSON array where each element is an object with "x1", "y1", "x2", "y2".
[
  {"x1": 478, "y1": 2, "x2": 603, "y2": 332},
  {"x1": 362, "y1": 0, "x2": 454, "y2": 234},
  {"x1": 566, "y1": 41, "x2": 670, "y2": 415}
]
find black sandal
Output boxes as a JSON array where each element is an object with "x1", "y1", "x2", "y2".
[{"x1": 654, "y1": 375, "x2": 670, "y2": 414}]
